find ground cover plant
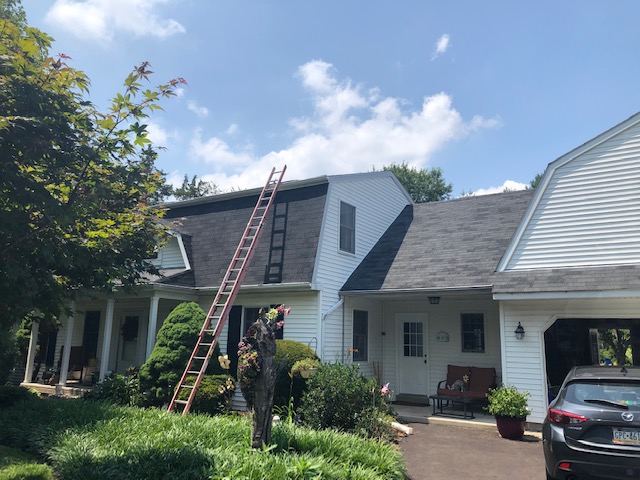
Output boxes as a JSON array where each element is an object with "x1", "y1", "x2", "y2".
[
  {"x1": 0, "y1": 396, "x2": 405, "y2": 479},
  {"x1": 0, "y1": 446, "x2": 53, "y2": 480}
]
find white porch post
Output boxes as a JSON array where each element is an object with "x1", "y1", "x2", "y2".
[
  {"x1": 23, "y1": 320, "x2": 40, "y2": 383},
  {"x1": 58, "y1": 302, "x2": 75, "y2": 387},
  {"x1": 99, "y1": 299, "x2": 115, "y2": 381},
  {"x1": 146, "y1": 295, "x2": 160, "y2": 360}
]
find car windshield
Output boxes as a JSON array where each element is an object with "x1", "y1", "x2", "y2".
[{"x1": 565, "y1": 381, "x2": 640, "y2": 408}]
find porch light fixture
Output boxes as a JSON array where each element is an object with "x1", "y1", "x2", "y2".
[
  {"x1": 515, "y1": 322, "x2": 525, "y2": 340},
  {"x1": 428, "y1": 296, "x2": 441, "y2": 305}
]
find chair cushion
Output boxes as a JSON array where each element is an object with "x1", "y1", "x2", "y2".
[
  {"x1": 445, "y1": 365, "x2": 471, "y2": 387},
  {"x1": 468, "y1": 366, "x2": 496, "y2": 394},
  {"x1": 437, "y1": 387, "x2": 464, "y2": 399}
]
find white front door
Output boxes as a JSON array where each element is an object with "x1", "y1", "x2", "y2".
[
  {"x1": 396, "y1": 313, "x2": 429, "y2": 396},
  {"x1": 116, "y1": 313, "x2": 142, "y2": 373}
]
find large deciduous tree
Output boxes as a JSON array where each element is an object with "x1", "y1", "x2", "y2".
[
  {"x1": 0, "y1": 12, "x2": 184, "y2": 353},
  {"x1": 380, "y1": 162, "x2": 453, "y2": 203},
  {"x1": 172, "y1": 174, "x2": 220, "y2": 200}
]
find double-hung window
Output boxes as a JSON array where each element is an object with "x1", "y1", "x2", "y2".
[
  {"x1": 340, "y1": 202, "x2": 356, "y2": 253},
  {"x1": 461, "y1": 313, "x2": 485, "y2": 353}
]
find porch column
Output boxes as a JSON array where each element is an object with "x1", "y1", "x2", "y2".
[
  {"x1": 23, "y1": 320, "x2": 40, "y2": 383},
  {"x1": 58, "y1": 302, "x2": 75, "y2": 387},
  {"x1": 99, "y1": 299, "x2": 115, "y2": 381},
  {"x1": 145, "y1": 295, "x2": 160, "y2": 360}
]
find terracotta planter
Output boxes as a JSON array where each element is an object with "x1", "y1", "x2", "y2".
[{"x1": 495, "y1": 416, "x2": 526, "y2": 440}]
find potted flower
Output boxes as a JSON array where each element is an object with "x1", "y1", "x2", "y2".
[
  {"x1": 291, "y1": 358, "x2": 321, "y2": 378},
  {"x1": 486, "y1": 385, "x2": 530, "y2": 440}
]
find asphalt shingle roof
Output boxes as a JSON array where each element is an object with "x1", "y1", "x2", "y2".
[
  {"x1": 160, "y1": 182, "x2": 328, "y2": 288},
  {"x1": 342, "y1": 189, "x2": 535, "y2": 292}
]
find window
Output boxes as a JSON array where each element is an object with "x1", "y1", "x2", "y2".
[
  {"x1": 403, "y1": 321, "x2": 424, "y2": 357},
  {"x1": 340, "y1": 202, "x2": 356, "y2": 253},
  {"x1": 352, "y1": 310, "x2": 368, "y2": 362},
  {"x1": 461, "y1": 313, "x2": 485, "y2": 353}
]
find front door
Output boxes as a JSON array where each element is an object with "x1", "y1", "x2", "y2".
[{"x1": 396, "y1": 313, "x2": 429, "y2": 396}]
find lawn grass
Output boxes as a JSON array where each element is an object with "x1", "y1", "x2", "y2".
[
  {"x1": 0, "y1": 397, "x2": 405, "y2": 479},
  {"x1": 0, "y1": 446, "x2": 53, "y2": 480}
]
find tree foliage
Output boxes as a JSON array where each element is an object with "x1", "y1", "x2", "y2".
[
  {"x1": 0, "y1": 13, "x2": 184, "y2": 339},
  {"x1": 529, "y1": 172, "x2": 544, "y2": 189},
  {"x1": 172, "y1": 174, "x2": 220, "y2": 200},
  {"x1": 380, "y1": 162, "x2": 452, "y2": 203}
]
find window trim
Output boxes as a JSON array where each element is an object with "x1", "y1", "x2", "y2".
[
  {"x1": 352, "y1": 309, "x2": 368, "y2": 362},
  {"x1": 339, "y1": 201, "x2": 356, "y2": 254},
  {"x1": 460, "y1": 312, "x2": 485, "y2": 353}
]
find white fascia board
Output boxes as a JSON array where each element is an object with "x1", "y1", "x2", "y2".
[
  {"x1": 195, "y1": 282, "x2": 314, "y2": 295},
  {"x1": 493, "y1": 290, "x2": 640, "y2": 301}
]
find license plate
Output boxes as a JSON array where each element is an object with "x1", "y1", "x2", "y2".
[{"x1": 613, "y1": 428, "x2": 640, "y2": 445}]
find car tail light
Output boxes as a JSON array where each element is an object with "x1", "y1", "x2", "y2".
[
  {"x1": 559, "y1": 462, "x2": 572, "y2": 471},
  {"x1": 548, "y1": 407, "x2": 588, "y2": 425}
]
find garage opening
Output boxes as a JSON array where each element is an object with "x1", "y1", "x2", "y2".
[{"x1": 544, "y1": 319, "x2": 640, "y2": 390}]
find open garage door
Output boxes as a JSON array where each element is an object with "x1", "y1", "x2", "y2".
[{"x1": 544, "y1": 319, "x2": 640, "y2": 392}]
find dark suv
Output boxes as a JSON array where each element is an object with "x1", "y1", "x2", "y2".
[{"x1": 543, "y1": 366, "x2": 640, "y2": 480}]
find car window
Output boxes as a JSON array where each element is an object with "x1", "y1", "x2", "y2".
[{"x1": 566, "y1": 382, "x2": 640, "y2": 407}]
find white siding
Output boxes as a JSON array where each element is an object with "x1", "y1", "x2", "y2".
[
  {"x1": 199, "y1": 291, "x2": 321, "y2": 357},
  {"x1": 501, "y1": 297, "x2": 640, "y2": 424},
  {"x1": 506, "y1": 123, "x2": 640, "y2": 270},
  {"x1": 153, "y1": 236, "x2": 186, "y2": 269},
  {"x1": 342, "y1": 298, "x2": 384, "y2": 378},
  {"x1": 315, "y1": 174, "x2": 411, "y2": 359}
]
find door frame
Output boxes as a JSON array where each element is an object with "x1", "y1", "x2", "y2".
[
  {"x1": 395, "y1": 313, "x2": 430, "y2": 396},
  {"x1": 115, "y1": 310, "x2": 145, "y2": 373}
]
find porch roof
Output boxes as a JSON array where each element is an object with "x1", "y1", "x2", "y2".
[{"x1": 341, "y1": 189, "x2": 534, "y2": 292}]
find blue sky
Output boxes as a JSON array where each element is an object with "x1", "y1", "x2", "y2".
[{"x1": 22, "y1": 1, "x2": 640, "y2": 196}]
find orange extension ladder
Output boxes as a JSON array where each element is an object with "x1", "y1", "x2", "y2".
[{"x1": 168, "y1": 166, "x2": 286, "y2": 414}]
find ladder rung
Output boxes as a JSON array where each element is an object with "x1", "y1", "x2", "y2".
[
  {"x1": 187, "y1": 370, "x2": 200, "y2": 375},
  {"x1": 193, "y1": 356, "x2": 207, "y2": 361},
  {"x1": 181, "y1": 385, "x2": 195, "y2": 389},
  {"x1": 173, "y1": 399, "x2": 188, "y2": 405}
]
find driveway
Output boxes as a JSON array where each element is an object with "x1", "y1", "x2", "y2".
[{"x1": 399, "y1": 422, "x2": 546, "y2": 479}]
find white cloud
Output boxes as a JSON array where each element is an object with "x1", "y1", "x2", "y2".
[
  {"x1": 146, "y1": 121, "x2": 169, "y2": 146},
  {"x1": 187, "y1": 100, "x2": 209, "y2": 118},
  {"x1": 45, "y1": 0, "x2": 185, "y2": 43},
  {"x1": 471, "y1": 180, "x2": 528, "y2": 196},
  {"x1": 226, "y1": 124, "x2": 239, "y2": 135},
  {"x1": 190, "y1": 59, "x2": 499, "y2": 190},
  {"x1": 431, "y1": 34, "x2": 451, "y2": 60}
]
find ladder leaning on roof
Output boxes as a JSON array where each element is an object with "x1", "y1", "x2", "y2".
[{"x1": 167, "y1": 166, "x2": 287, "y2": 415}]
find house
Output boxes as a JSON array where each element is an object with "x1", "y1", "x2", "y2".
[
  {"x1": 21, "y1": 171, "x2": 412, "y2": 393},
  {"x1": 22, "y1": 112, "x2": 640, "y2": 426}
]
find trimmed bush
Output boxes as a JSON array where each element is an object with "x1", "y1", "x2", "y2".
[
  {"x1": 138, "y1": 302, "x2": 224, "y2": 406},
  {"x1": 273, "y1": 340, "x2": 319, "y2": 407},
  {"x1": 298, "y1": 363, "x2": 392, "y2": 438},
  {"x1": 177, "y1": 374, "x2": 235, "y2": 415}
]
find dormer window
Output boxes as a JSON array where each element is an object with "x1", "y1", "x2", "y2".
[{"x1": 340, "y1": 201, "x2": 356, "y2": 253}]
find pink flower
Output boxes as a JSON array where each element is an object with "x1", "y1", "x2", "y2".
[{"x1": 380, "y1": 383, "x2": 390, "y2": 396}]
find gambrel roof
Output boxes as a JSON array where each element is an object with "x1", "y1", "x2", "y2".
[{"x1": 160, "y1": 178, "x2": 329, "y2": 288}]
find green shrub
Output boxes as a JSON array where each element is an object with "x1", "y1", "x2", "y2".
[
  {"x1": 177, "y1": 374, "x2": 234, "y2": 415},
  {"x1": 298, "y1": 363, "x2": 392, "y2": 438},
  {"x1": 138, "y1": 302, "x2": 224, "y2": 406},
  {"x1": 0, "y1": 386, "x2": 39, "y2": 408},
  {"x1": 486, "y1": 385, "x2": 530, "y2": 418},
  {"x1": 273, "y1": 340, "x2": 319, "y2": 407},
  {"x1": 83, "y1": 374, "x2": 142, "y2": 406},
  {"x1": 0, "y1": 328, "x2": 18, "y2": 385}
]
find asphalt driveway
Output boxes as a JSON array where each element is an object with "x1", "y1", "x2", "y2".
[{"x1": 399, "y1": 422, "x2": 546, "y2": 479}]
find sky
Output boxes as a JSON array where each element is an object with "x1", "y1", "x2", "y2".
[{"x1": 21, "y1": 1, "x2": 640, "y2": 196}]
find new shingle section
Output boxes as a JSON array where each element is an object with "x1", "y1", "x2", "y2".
[
  {"x1": 161, "y1": 182, "x2": 328, "y2": 288},
  {"x1": 492, "y1": 265, "x2": 640, "y2": 293},
  {"x1": 342, "y1": 189, "x2": 535, "y2": 292}
]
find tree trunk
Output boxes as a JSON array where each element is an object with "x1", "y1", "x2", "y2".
[{"x1": 250, "y1": 321, "x2": 277, "y2": 449}]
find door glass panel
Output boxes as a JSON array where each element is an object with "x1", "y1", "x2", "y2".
[
  {"x1": 403, "y1": 321, "x2": 424, "y2": 357},
  {"x1": 121, "y1": 315, "x2": 139, "y2": 362}
]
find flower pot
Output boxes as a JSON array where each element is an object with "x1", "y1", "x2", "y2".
[{"x1": 495, "y1": 416, "x2": 526, "y2": 440}]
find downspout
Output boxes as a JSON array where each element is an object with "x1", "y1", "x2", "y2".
[{"x1": 321, "y1": 297, "x2": 344, "y2": 362}]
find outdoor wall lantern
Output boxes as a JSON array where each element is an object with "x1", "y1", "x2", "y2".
[
  {"x1": 514, "y1": 322, "x2": 525, "y2": 340},
  {"x1": 428, "y1": 296, "x2": 441, "y2": 305}
]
